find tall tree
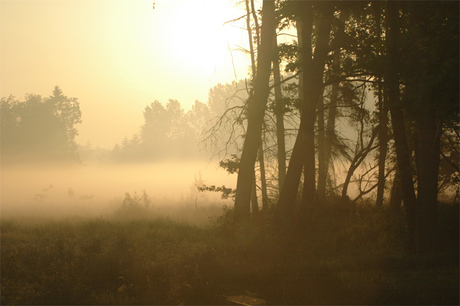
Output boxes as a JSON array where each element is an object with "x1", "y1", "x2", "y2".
[
  {"x1": 386, "y1": 0, "x2": 417, "y2": 252},
  {"x1": 234, "y1": 0, "x2": 276, "y2": 220},
  {"x1": 272, "y1": 28, "x2": 287, "y2": 192},
  {"x1": 403, "y1": 1, "x2": 459, "y2": 252},
  {"x1": 277, "y1": 2, "x2": 334, "y2": 219},
  {"x1": 317, "y1": 32, "x2": 342, "y2": 202},
  {"x1": 373, "y1": 1, "x2": 388, "y2": 207}
]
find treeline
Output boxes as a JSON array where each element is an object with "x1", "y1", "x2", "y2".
[
  {"x1": 226, "y1": 0, "x2": 459, "y2": 254},
  {"x1": 109, "y1": 80, "x2": 249, "y2": 162},
  {"x1": 0, "y1": 81, "x2": 250, "y2": 165}
]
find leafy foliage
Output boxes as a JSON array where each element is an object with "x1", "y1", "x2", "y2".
[{"x1": 1, "y1": 86, "x2": 81, "y2": 164}]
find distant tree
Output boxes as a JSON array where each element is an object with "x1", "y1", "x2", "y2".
[
  {"x1": 112, "y1": 99, "x2": 212, "y2": 162},
  {"x1": 204, "y1": 80, "x2": 248, "y2": 159},
  {"x1": 0, "y1": 86, "x2": 81, "y2": 164}
]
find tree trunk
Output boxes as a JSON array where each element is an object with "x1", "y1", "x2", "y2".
[
  {"x1": 258, "y1": 141, "x2": 269, "y2": 210},
  {"x1": 375, "y1": 2, "x2": 388, "y2": 207},
  {"x1": 375, "y1": 78, "x2": 388, "y2": 206},
  {"x1": 386, "y1": 0, "x2": 417, "y2": 252},
  {"x1": 275, "y1": 3, "x2": 313, "y2": 220},
  {"x1": 276, "y1": 4, "x2": 333, "y2": 220},
  {"x1": 234, "y1": 0, "x2": 276, "y2": 221},
  {"x1": 390, "y1": 169, "x2": 403, "y2": 210},
  {"x1": 245, "y1": 0, "x2": 257, "y2": 77},
  {"x1": 317, "y1": 94, "x2": 326, "y2": 203},
  {"x1": 318, "y1": 47, "x2": 340, "y2": 201},
  {"x1": 299, "y1": 5, "x2": 334, "y2": 211},
  {"x1": 251, "y1": 173, "x2": 259, "y2": 214},
  {"x1": 414, "y1": 90, "x2": 441, "y2": 253},
  {"x1": 272, "y1": 29, "x2": 287, "y2": 193}
]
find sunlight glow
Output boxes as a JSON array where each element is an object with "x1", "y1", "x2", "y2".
[{"x1": 0, "y1": 0, "x2": 251, "y2": 148}]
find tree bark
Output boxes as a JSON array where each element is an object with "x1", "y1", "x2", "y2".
[
  {"x1": 276, "y1": 4, "x2": 333, "y2": 220},
  {"x1": 275, "y1": 3, "x2": 313, "y2": 220},
  {"x1": 299, "y1": 5, "x2": 334, "y2": 211},
  {"x1": 272, "y1": 29, "x2": 287, "y2": 193},
  {"x1": 375, "y1": 3, "x2": 388, "y2": 207},
  {"x1": 317, "y1": 94, "x2": 326, "y2": 202},
  {"x1": 413, "y1": 65, "x2": 442, "y2": 254},
  {"x1": 375, "y1": 78, "x2": 388, "y2": 206},
  {"x1": 318, "y1": 47, "x2": 340, "y2": 202},
  {"x1": 258, "y1": 141, "x2": 269, "y2": 210},
  {"x1": 386, "y1": 0, "x2": 417, "y2": 252},
  {"x1": 390, "y1": 169, "x2": 403, "y2": 210},
  {"x1": 234, "y1": 0, "x2": 276, "y2": 221},
  {"x1": 251, "y1": 173, "x2": 259, "y2": 214}
]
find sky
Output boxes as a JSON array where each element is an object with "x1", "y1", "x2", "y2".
[{"x1": 1, "y1": 0, "x2": 252, "y2": 148}]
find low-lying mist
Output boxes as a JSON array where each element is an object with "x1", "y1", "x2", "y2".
[{"x1": 1, "y1": 161, "x2": 235, "y2": 223}]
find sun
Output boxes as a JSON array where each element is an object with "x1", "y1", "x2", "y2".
[
  {"x1": 98, "y1": 0, "x2": 250, "y2": 106},
  {"x1": 165, "y1": 0, "x2": 248, "y2": 78}
]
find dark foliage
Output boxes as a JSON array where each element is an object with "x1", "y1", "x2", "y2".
[{"x1": 1, "y1": 203, "x2": 457, "y2": 305}]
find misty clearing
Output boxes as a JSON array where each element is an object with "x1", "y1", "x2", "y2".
[{"x1": 1, "y1": 0, "x2": 458, "y2": 305}]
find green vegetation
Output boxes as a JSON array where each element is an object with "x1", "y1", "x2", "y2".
[{"x1": 2, "y1": 202, "x2": 458, "y2": 305}]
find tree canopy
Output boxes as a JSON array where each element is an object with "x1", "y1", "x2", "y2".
[{"x1": 1, "y1": 86, "x2": 81, "y2": 165}]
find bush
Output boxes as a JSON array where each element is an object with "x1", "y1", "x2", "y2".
[{"x1": 113, "y1": 191, "x2": 152, "y2": 220}]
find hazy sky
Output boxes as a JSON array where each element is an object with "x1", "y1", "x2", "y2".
[{"x1": 1, "y1": 0, "x2": 251, "y2": 148}]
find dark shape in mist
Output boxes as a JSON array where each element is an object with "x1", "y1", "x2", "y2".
[
  {"x1": 110, "y1": 81, "x2": 249, "y2": 163},
  {"x1": 1, "y1": 86, "x2": 81, "y2": 165},
  {"x1": 111, "y1": 99, "x2": 213, "y2": 162}
]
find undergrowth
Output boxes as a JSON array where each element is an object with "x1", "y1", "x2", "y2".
[{"x1": 1, "y1": 202, "x2": 458, "y2": 305}]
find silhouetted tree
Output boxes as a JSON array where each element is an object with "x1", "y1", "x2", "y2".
[
  {"x1": 1, "y1": 86, "x2": 81, "y2": 164},
  {"x1": 234, "y1": 0, "x2": 276, "y2": 221}
]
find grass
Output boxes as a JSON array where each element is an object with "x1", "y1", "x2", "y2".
[{"x1": 1, "y1": 202, "x2": 458, "y2": 305}]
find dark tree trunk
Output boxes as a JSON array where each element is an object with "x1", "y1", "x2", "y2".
[
  {"x1": 375, "y1": 2, "x2": 388, "y2": 207},
  {"x1": 386, "y1": 0, "x2": 417, "y2": 253},
  {"x1": 299, "y1": 6, "x2": 334, "y2": 210},
  {"x1": 258, "y1": 143, "x2": 269, "y2": 211},
  {"x1": 276, "y1": 4, "x2": 333, "y2": 220},
  {"x1": 409, "y1": 2, "x2": 445, "y2": 254},
  {"x1": 376, "y1": 78, "x2": 388, "y2": 207},
  {"x1": 275, "y1": 3, "x2": 313, "y2": 220},
  {"x1": 234, "y1": 0, "x2": 276, "y2": 221},
  {"x1": 390, "y1": 169, "x2": 403, "y2": 210},
  {"x1": 251, "y1": 173, "x2": 259, "y2": 214},
  {"x1": 318, "y1": 48, "x2": 340, "y2": 202},
  {"x1": 317, "y1": 95, "x2": 326, "y2": 203},
  {"x1": 414, "y1": 89, "x2": 442, "y2": 253},
  {"x1": 272, "y1": 30, "x2": 287, "y2": 193}
]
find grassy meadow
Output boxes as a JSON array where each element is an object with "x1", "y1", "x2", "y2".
[{"x1": 1, "y1": 199, "x2": 458, "y2": 305}]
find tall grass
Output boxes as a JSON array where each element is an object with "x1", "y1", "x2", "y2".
[{"x1": 1, "y1": 201, "x2": 458, "y2": 305}]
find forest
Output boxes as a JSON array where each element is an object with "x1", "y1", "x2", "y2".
[{"x1": 1, "y1": 0, "x2": 459, "y2": 305}]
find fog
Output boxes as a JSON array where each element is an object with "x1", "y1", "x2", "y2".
[
  {"x1": 1, "y1": 161, "x2": 236, "y2": 221},
  {"x1": 0, "y1": 0, "x2": 250, "y2": 148}
]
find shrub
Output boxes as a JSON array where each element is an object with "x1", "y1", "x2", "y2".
[{"x1": 113, "y1": 191, "x2": 152, "y2": 220}]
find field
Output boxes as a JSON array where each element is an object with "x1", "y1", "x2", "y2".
[{"x1": 1, "y1": 202, "x2": 458, "y2": 305}]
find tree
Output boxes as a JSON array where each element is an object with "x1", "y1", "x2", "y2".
[
  {"x1": 1, "y1": 86, "x2": 81, "y2": 164},
  {"x1": 234, "y1": 0, "x2": 276, "y2": 221},
  {"x1": 272, "y1": 23, "x2": 287, "y2": 193},
  {"x1": 276, "y1": 2, "x2": 334, "y2": 220},
  {"x1": 401, "y1": 1, "x2": 459, "y2": 253}
]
